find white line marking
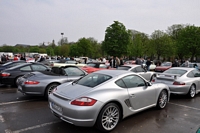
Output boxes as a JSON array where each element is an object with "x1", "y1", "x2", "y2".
[
  {"x1": 169, "y1": 102, "x2": 200, "y2": 111},
  {"x1": 0, "y1": 115, "x2": 5, "y2": 122},
  {"x1": 0, "y1": 99, "x2": 42, "y2": 106},
  {"x1": 10, "y1": 121, "x2": 60, "y2": 133}
]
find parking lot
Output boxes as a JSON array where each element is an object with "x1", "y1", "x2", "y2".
[{"x1": 0, "y1": 85, "x2": 200, "y2": 133}]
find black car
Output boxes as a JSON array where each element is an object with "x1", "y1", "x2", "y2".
[
  {"x1": 0, "y1": 60, "x2": 27, "y2": 71},
  {"x1": 0, "y1": 62, "x2": 50, "y2": 86}
]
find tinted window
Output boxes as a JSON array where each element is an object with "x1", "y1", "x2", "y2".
[
  {"x1": 164, "y1": 69, "x2": 187, "y2": 76},
  {"x1": 117, "y1": 66, "x2": 131, "y2": 70},
  {"x1": 122, "y1": 75, "x2": 145, "y2": 88},
  {"x1": 161, "y1": 62, "x2": 172, "y2": 66},
  {"x1": 31, "y1": 64, "x2": 47, "y2": 71},
  {"x1": 187, "y1": 70, "x2": 200, "y2": 78},
  {"x1": 64, "y1": 67, "x2": 85, "y2": 76},
  {"x1": 87, "y1": 63, "x2": 96, "y2": 67},
  {"x1": 20, "y1": 65, "x2": 31, "y2": 71},
  {"x1": 115, "y1": 79, "x2": 126, "y2": 88},
  {"x1": 135, "y1": 67, "x2": 145, "y2": 72},
  {"x1": 77, "y1": 73, "x2": 112, "y2": 87}
]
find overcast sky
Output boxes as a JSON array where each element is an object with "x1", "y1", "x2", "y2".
[{"x1": 1, "y1": 0, "x2": 200, "y2": 46}]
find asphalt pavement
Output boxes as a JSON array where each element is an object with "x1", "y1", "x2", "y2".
[{"x1": 0, "y1": 85, "x2": 200, "y2": 133}]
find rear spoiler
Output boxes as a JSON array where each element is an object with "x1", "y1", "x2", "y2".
[{"x1": 156, "y1": 73, "x2": 181, "y2": 80}]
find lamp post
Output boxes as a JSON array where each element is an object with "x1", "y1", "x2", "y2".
[{"x1": 61, "y1": 33, "x2": 64, "y2": 45}]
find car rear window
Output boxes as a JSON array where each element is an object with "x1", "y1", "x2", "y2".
[
  {"x1": 117, "y1": 66, "x2": 131, "y2": 70},
  {"x1": 163, "y1": 69, "x2": 187, "y2": 76},
  {"x1": 77, "y1": 73, "x2": 112, "y2": 87}
]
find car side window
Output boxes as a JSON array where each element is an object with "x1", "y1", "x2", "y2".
[
  {"x1": 135, "y1": 67, "x2": 145, "y2": 72},
  {"x1": 20, "y1": 65, "x2": 31, "y2": 71},
  {"x1": 187, "y1": 70, "x2": 200, "y2": 78},
  {"x1": 131, "y1": 68, "x2": 136, "y2": 73},
  {"x1": 115, "y1": 79, "x2": 126, "y2": 88},
  {"x1": 31, "y1": 64, "x2": 47, "y2": 71},
  {"x1": 64, "y1": 67, "x2": 85, "y2": 76},
  {"x1": 122, "y1": 75, "x2": 145, "y2": 88}
]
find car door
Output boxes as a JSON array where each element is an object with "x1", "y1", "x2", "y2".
[{"x1": 122, "y1": 75, "x2": 156, "y2": 110}]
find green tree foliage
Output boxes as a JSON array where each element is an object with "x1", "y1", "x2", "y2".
[
  {"x1": 129, "y1": 30, "x2": 149, "y2": 58},
  {"x1": 151, "y1": 30, "x2": 174, "y2": 60},
  {"x1": 177, "y1": 25, "x2": 200, "y2": 62},
  {"x1": 60, "y1": 44, "x2": 70, "y2": 57},
  {"x1": 102, "y1": 21, "x2": 131, "y2": 57},
  {"x1": 69, "y1": 44, "x2": 79, "y2": 57},
  {"x1": 76, "y1": 38, "x2": 93, "y2": 57},
  {"x1": 29, "y1": 46, "x2": 39, "y2": 53}
]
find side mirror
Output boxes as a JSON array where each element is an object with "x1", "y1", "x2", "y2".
[{"x1": 146, "y1": 81, "x2": 152, "y2": 86}]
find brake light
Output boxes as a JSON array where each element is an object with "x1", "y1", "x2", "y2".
[
  {"x1": 71, "y1": 97, "x2": 97, "y2": 106},
  {"x1": 0, "y1": 72, "x2": 10, "y2": 77},
  {"x1": 151, "y1": 79, "x2": 155, "y2": 82},
  {"x1": 24, "y1": 80, "x2": 39, "y2": 84},
  {"x1": 173, "y1": 81, "x2": 185, "y2": 85}
]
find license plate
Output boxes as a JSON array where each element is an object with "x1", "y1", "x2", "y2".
[{"x1": 51, "y1": 102, "x2": 62, "y2": 113}]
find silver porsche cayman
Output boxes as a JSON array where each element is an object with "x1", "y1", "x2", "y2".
[{"x1": 49, "y1": 70, "x2": 170, "y2": 132}]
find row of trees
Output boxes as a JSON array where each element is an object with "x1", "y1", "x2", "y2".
[{"x1": 1, "y1": 21, "x2": 200, "y2": 62}]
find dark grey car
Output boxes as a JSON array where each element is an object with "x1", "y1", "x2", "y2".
[{"x1": 17, "y1": 65, "x2": 87, "y2": 98}]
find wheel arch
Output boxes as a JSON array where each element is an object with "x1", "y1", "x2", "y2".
[
  {"x1": 95, "y1": 100, "x2": 123, "y2": 124},
  {"x1": 44, "y1": 82, "x2": 61, "y2": 96}
]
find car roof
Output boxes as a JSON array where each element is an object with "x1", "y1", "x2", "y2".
[{"x1": 93, "y1": 69, "x2": 133, "y2": 77}]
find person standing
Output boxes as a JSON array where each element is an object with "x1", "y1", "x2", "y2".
[
  {"x1": 115, "y1": 57, "x2": 120, "y2": 68},
  {"x1": 146, "y1": 58, "x2": 151, "y2": 71}
]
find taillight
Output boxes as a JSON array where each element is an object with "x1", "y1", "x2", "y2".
[
  {"x1": 173, "y1": 81, "x2": 185, "y2": 85},
  {"x1": 24, "y1": 80, "x2": 40, "y2": 85},
  {"x1": 151, "y1": 79, "x2": 155, "y2": 82},
  {"x1": 71, "y1": 97, "x2": 97, "y2": 106},
  {"x1": 0, "y1": 72, "x2": 10, "y2": 77}
]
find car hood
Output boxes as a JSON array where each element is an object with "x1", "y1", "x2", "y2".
[{"x1": 54, "y1": 82, "x2": 92, "y2": 99}]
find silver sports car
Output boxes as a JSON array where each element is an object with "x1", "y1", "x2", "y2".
[
  {"x1": 152, "y1": 67, "x2": 200, "y2": 98},
  {"x1": 117, "y1": 64, "x2": 156, "y2": 81},
  {"x1": 49, "y1": 70, "x2": 170, "y2": 132},
  {"x1": 17, "y1": 66, "x2": 87, "y2": 98}
]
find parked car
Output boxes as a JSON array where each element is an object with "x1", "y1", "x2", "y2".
[
  {"x1": 116, "y1": 64, "x2": 156, "y2": 81},
  {"x1": 181, "y1": 62, "x2": 200, "y2": 70},
  {"x1": 0, "y1": 60, "x2": 27, "y2": 71},
  {"x1": 51, "y1": 59, "x2": 87, "y2": 68},
  {"x1": 124, "y1": 60, "x2": 136, "y2": 64},
  {"x1": 0, "y1": 62, "x2": 50, "y2": 86},
  {"x1": 152, "y1": 67, "x2": 200, "y2": 98},
  {"x1": 17, "y1": 65, "x2": 87, "y2": 98},
  {"x1": 49, "y1": 70, "x2": 170, "y2": 132},
  {"x1": 154, "y1": 62, "x2": 172, "y2": 72},
  {"x1": 81, "y1": 62, "x2": 114, "y2": 73}
]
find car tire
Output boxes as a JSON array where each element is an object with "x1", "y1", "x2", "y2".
[
  {"x1": 45, "y1": 83, "x2": 59, "y2": 99},
  {"x1": 187, "y1": 85, "x2": 196, "y2": 98},
  {"x1": 95, "y1": 103, "x2": 121, "y2": 132},
  {"x1": 156, "y1": 90, "x2": 168, "y2": 109}
]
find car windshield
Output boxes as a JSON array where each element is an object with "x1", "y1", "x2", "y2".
[
  {"x1": 117, "y1": 66, "x2": 131, "y2": 70},
  {"x1": 65, "y1": 60, "x2": 77, "y2": 64},
  {"x1": 77, "y1": 73, "x2": 112, "y2": 87},
  {"x1": 163, "y1": 69, "x2": 187, "y2": 76},
  {"x1": 87, "y1": 63, "x2": 96, "y2": 67},
  {"x1": 161, "y1": 62, "x2": 172, "y2": 66}
]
